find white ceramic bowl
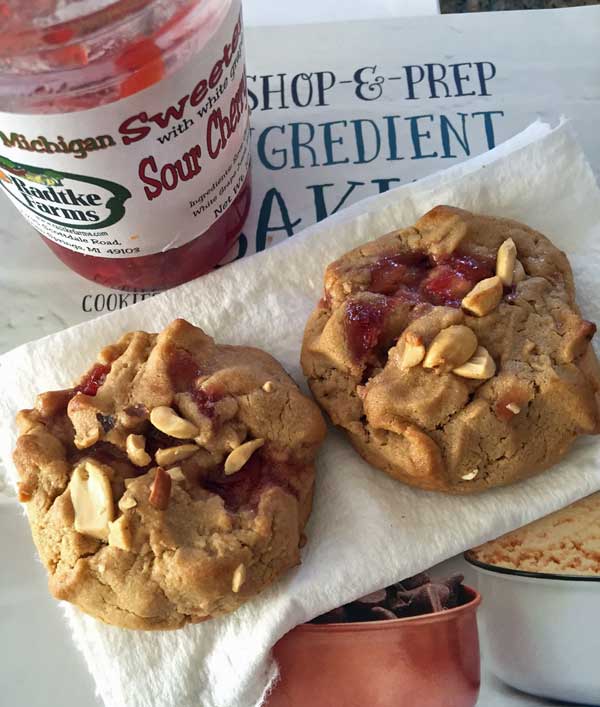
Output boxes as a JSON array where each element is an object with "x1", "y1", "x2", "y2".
[{"x1": 465, "y1": 553, "x2": 600, "y2": 705}]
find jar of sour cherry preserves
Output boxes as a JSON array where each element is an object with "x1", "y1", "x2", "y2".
[{"x1": 0, "y1": 0, "x2": 251, "y2": 290}]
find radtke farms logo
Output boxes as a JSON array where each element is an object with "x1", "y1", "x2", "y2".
[{"x1": 0, "y1": 157, "x2": 131, "y2": 229}]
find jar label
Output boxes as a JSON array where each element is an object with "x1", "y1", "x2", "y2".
[{"x1": 0, "y1": 0, "x2": 249, "y2": 259}]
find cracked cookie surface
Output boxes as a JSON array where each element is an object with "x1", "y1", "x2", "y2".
[
  {"x1": 14, "y1": 319, "x2": 326, "y2": 629},
  {"x1": 301, "y1": 206, "x2": 600, "y2": 494}
]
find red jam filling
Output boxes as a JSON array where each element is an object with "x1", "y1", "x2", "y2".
[
  {"x1": 190, "y1": 387, "x2": 223, "y2": 420},
  {"x1": 167, "y1": 350, "x2": 226, "y2": 422},
  {"x1": 115, "y1": 37, "x2": 164, "y2": 98},
  {"x1": 421, "y1": 254, "x2": 494, "y2": 307},
  {"x1": 495, "y1": 401, "x2": 515, "y2": 423},
  {"x1": 203, "y1": 453, "x2": 263, "y2": 509},
  {"x1": 345, "y1": 295, "x2": 390, "y2": 362},
  {"x1": 367, "y1": 252, "x2": 494, "y2": 307},
  {"x1": 75, "y1": 363, "x2": 111, "y2": 397},
  {"x1": 367, "y1": 253, "x2": 430, "y2": 295},
  {"x1": 168, "y1": 350, "x2": 202, "y2": 393},
  {"x1": 116, "y1": 37, "x2": 161, "y2": 71},
  {"x1": 202, "y1": 452, "x2": 298, "y2": 511},
  {"x1": 344, "y1": 251, "x2": 495, "y2": 362},
  {"x1": 495, "y1": 389, "x2": 529, "y2": 422}
]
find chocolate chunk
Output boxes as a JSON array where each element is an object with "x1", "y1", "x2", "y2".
[
  {"x1": 388, "y1": 595, "x2": 409, "y2": 611},
  {"x1": 426, "y1": 584, "x2": 449, "y2": 613},
  {"x1": 388, "y1": 595, "x2": 411, "y2": 618},
  {"x1": 410, "y1": 583, "x2": 450, "y2": 615},
  {"x1": 308, "y1": 571, "x2": 467, "y2": 625},
  {"x1": 311, "y1": 607, "x2": 347, "y2": 624},
  {"x1": 370, "y1": 606, "x2": 396, "y2": 621},
  {"x1": 96, "y1": 413, "x2": 115, "y2": 433},
  {"x1": 397, "y1": 572, "x2": 431, "y2": 590},
  {"x1": 393, "y1": 582, "x2": 452, "y2": 615},
  {"x1": 356, "y1": 589, "x2": 387, "y2": 606},
  {"x1": 394, "y1": 590, "x2": 415, "y2": 604},
  {"x1": 344, "y1": 603, "x2": 376, "y2": 622},
  {"x1": 394, "y1": 586, "x2": 427, "y2": 604},
  {"x1": 443, "y1": 573, "x2": 465, "y2": 608},
  {"x1": 443, "y1": 573, "x2": 464, "y2": 593},
  {"x1": 391, "y1": 603, "x2": 412, "y2": 619}
]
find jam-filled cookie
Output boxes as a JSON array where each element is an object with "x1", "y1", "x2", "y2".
[
  {"x1": 301, "y1": 206, "x2": 600, "y2": 493},
  {"x1": 14, "y1": 319, "x2": 326, "y2": 629}
]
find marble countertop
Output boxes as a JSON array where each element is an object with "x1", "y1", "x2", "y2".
[{"x1": 441, "y1": 0, "x2": 600, "y2": 10}]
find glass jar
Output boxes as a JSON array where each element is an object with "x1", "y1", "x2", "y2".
[{"x1": 0, "y1": 0, "x2": 251, "y2": 291}]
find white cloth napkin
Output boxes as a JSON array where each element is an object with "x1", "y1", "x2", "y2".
[{"x1": 1, "y1": 120, "x2": 600, "y2": 707}]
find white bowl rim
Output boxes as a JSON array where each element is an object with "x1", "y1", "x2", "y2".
[{"x1": 464, "y1": 552, "x2": 600, "y2": 583}]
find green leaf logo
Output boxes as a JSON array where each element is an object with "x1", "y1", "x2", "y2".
[{"x1": 0, "y1": 156, "x2": 131, "y2": 230}]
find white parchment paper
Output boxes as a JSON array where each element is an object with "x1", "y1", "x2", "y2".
[{"x1": 1, "y1": 121, "x2": 599, "y2": 707}]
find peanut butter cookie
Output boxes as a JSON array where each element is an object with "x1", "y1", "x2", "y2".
[
  {"x1": 14, "y1": 319, "x2": 326, "y2": 629},
  {"x1": 301, "y1": 206, "x2": 600, "y2": 493}
]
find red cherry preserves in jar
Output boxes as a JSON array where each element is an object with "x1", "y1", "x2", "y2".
[{"x1": 0, "y1": 0, "x2": 251, "y2": 290}]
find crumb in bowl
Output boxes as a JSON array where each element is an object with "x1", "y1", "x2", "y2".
[{"x1": 467, "y1": 491, "x2": 600, "y2": 576}]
